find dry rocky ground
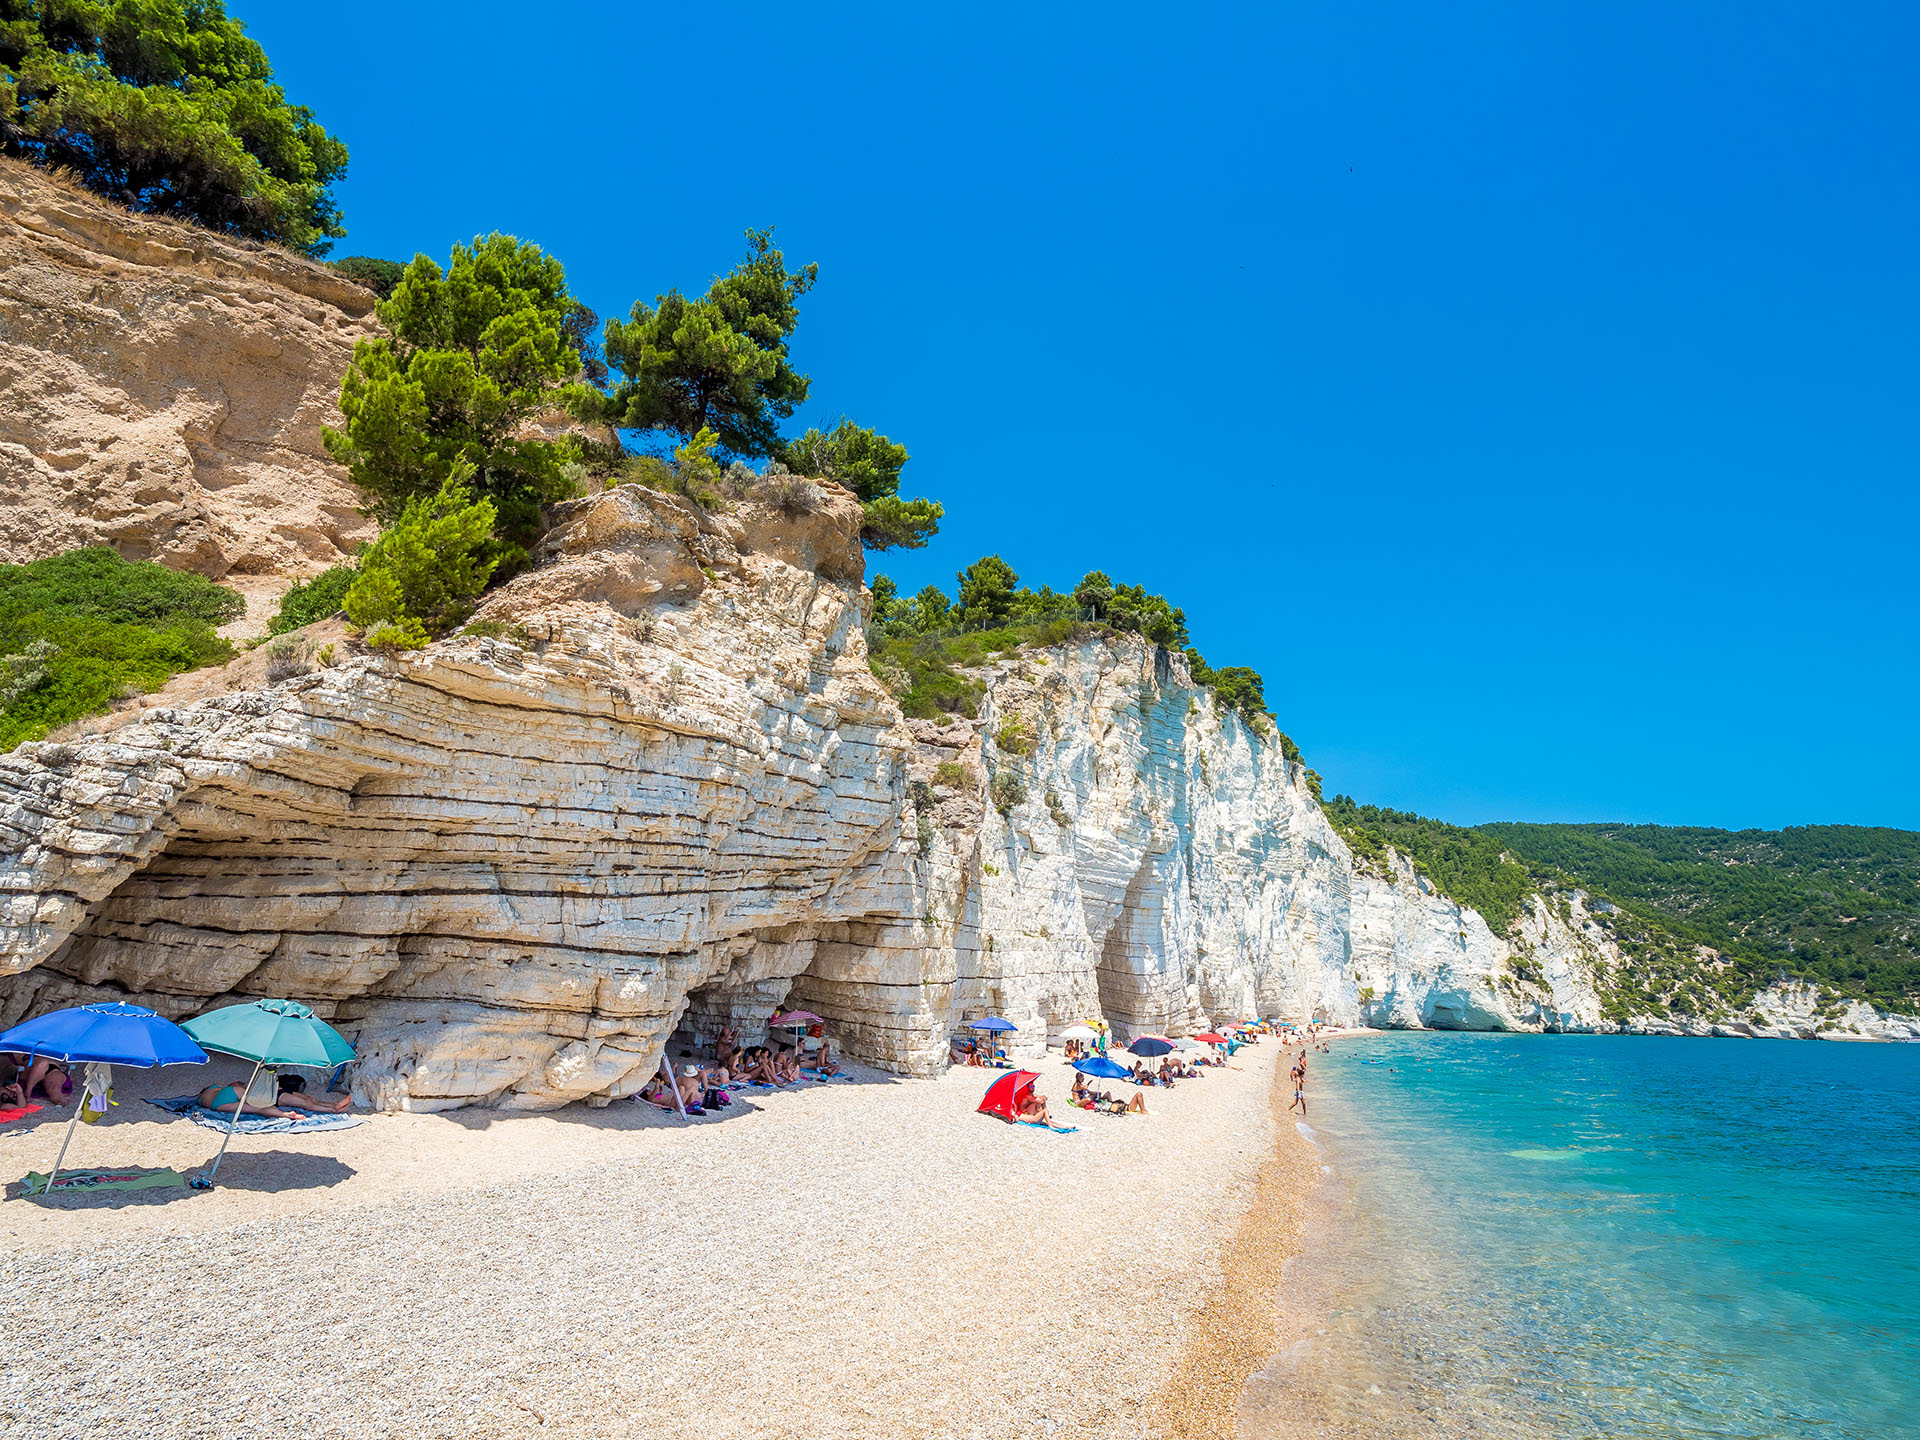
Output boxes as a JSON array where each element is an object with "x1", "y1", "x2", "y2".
[{"x1": 0, "y1": 1041, "x2": 1312, "y2": 1440}]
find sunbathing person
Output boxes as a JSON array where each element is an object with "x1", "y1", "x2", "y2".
[
  {"x1": 198, "y1": 1074, "x2": 297, "y2": 1120},
  {"x1": 0, "y1": 1053, "x2": 24, "y2": 1109},
  {"x1": 272, "y1": 1074, "x2": 353, "y2": 1113},
  {"x1": 736, "y1": 1046, "x2": 782, "y2": 1085},
  {"x1": 715, "y1": 1025, "x2": 740, "y2": 1072},
  {"x1": 1014, "y1": 1089, "x2": 1052, "y2": 1126},
  {"x1": 640, "y1": 1074, "x2": 678, "y2": 1111},
  {"x1": 805, "y1": 1039, "x2": 841, "y2": 1077},
  {"x1": 1070, "y1": 1073, "x2": 1091, "y2": 1105},
  {"x1": 18, "y1": 1056, "x2": 74, "y2": 1105}
]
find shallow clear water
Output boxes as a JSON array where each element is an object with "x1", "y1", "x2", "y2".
[{"x1": 1241, "y1": 1033, "x2": 1920, "y2": 1439}]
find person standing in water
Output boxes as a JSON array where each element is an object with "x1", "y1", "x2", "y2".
[{"x1": 1288, "y1": 1050, "x2": 1308, "y2": 1114}]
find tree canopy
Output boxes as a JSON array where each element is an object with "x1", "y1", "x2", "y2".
[
  {"x1": 783, "y1": 418, "x2": 942, "y2": 551},
  {"x1": 0, "y1": 0, "x2": 347, "y2": 253},
  {"x1": 605, "y1": 228, "x2": 817, "y2": 459},
  {"x1": 956, "y1": 555, "x2": 1020, "y2": 630},
  {"x1": 323, "y1": 234, "x2": 592, "y2": 542}
]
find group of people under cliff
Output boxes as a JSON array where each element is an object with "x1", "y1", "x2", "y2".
[{"x1": 639, "y1": 1024, "x2": 842, "y2": 1116}]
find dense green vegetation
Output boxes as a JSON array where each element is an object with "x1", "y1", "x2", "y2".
[
  {"x1": 0, "y1": 547, "x2": 240, "y2": 750},
  {"x1": 1323, "y1": 796, "x2": 1920, "y2": 1015},
  {"x1": 323, "y1": 233, "x2": 595, "y2": 546},
  {"x1": 1323, "y1": 796, "x2": 1540, "y2": 933},
  {"x1": 1483, "y1": 822, "x2": 1920, "y2": 1012},
  {"x1": 341, "y1": 469, "x2": 499, "y2": 650},
  {"x1": 267, "y1": 565, "x2": 355, "y2": 634},
  {"x1": 868, "y1": 560, "x2": 1275, "y2": 734},
  {"x1": 0, "y1": 0, "x2": 347, "y2": 253}
]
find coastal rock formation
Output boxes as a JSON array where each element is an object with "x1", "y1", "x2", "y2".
[
  {"x1": 4, "y1": 478, "x2": 1915, "y2": 1110},
  {"x1": 0, "y1": 159, "x2": 378, "y2": 589},
  {"x1": 0, "y1": 483, "x2": 908, "y2": 1109}
]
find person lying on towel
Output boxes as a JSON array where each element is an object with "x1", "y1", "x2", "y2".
[{"x1": 198, "y1": 1072, "x2": 350, "y2": 1119}]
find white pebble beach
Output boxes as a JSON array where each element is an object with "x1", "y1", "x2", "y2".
[{"x1": 1, "y1": 1039, "x2": 1318, "y2": 1440}]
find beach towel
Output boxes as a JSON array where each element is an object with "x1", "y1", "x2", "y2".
[
  {"x1": 1018, "y1": 1121, "x2": 1079, "y2": 1134},
  {"x1": 145, "y1": 1097, "x2": 366, "y2": 1134},
  {"x1": 17, "y1": 1166, "x2": 187, "y2": 1197},
  {"x1": 0, "y1": 1103, "x2": 44, "y2": 1127}
]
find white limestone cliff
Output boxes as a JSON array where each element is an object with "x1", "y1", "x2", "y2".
[{"x1": 9, "y1": 493, "x2": 1906, "y2": 1116}]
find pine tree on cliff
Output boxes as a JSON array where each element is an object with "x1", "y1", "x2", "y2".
[
  {"x1": 782, "y1": 418, "x2": 943, "y2": 551},
  {"x1": 323, "y1": 235, "x2": 599, "y2": 544},
  {"x1": 0, "y1": 0, "x2": 347, "y2": 254},
  {"x1": 606, "y1": 229, "x2": 817, "y2": 460},
  {"x1": 606, "y1": 232, "x2": 941, "y2": 550}
]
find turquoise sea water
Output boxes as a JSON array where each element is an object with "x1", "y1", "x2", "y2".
[{"x1": 1243, "y1": 1033, "x2": 1920, "y2": 1439}]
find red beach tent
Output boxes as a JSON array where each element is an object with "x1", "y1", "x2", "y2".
[{"x1": 977, "y1": 1070, "x2": 1040, "y2": 1122}]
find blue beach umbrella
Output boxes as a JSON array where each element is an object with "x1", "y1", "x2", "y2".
[
  {"x1": 1072, "y1": 1055, "x2": 1132, "y2": 1081},
  {"x1": 1126, "y1": 1036, "x2": 1175, "y2": 1059},
  {"x1": 0, "y1": 1002, "x2": 208, "y2": 1195},
  {"x1": 182, "y1": 1000, "x2": 355, "y2": 1186},
  {"x1": 968, "y1": 1016, "x2": 1016, "y2": 1061}
]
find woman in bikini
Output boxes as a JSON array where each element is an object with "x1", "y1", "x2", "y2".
[
  {"x1": 272, "y1": 1074, "x2": 352, "y2": 1113},
  {"x1": 199, "y1": 1074, "x2": 295, "y2": 1120},
  {"x1": 1015, "y1": 1088, "x2": 1052, "y2": 1126}
]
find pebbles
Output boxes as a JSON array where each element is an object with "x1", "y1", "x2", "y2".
[{"x1": 3, "y1": 1046, "x2": 1301, "y2": 1439}]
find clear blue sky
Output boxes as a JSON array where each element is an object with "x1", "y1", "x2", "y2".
[{"x1": 249, "y1": 1, "x2": 1919, "y2": 832}]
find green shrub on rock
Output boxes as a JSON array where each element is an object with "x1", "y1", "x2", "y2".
[
  {"x1": 268, "y1": 566, "x2": 357, "y2": 635},
  {"x1": 990, "y1": 771, "x2": 1027, "y2": 816},
  {"x1": 0, "y1": 547, "x2": 241, "y2": 749},
  {"x1": 342, "y1": 472, "x2": 499, "y2": 647},
  {"x1": 0, "y1": 0, "x2": 348, "y2": 253}
]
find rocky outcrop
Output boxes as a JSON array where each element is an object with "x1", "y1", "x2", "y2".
[
  {"x1": 2, "y1": 479, "x2": 1912, "y2": 1108},
  {"x1": 0, "y1": 159, "x2": 377, "y2": 592},
  {"x1": 0, "y1": 483, "x2": 910, "y2": 1109}
]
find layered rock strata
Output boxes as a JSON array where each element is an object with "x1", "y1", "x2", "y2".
[
  {"x1": 0, "y1": 159, "x2": 377, "y2": 584},
  {"x1": 2, "y1": 482, "x2": 1912, "y2": 1110}
]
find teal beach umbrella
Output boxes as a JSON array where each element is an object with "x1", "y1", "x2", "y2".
[{"x1": 181, "y1": 1000, "x2": 355, "y2": 1186}]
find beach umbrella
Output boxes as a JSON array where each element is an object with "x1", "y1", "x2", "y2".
[
  {"x1": 1194, "y1": 1033, "x2": 1228, "y2": 1044},
  {"x1": 768, "y1": 1009, "x2": 824, "y2": 1062},
  {"x1": 1126, "y1": 1036, "x2": 1175, "y2": 1058},
  {"x1": 0, "y1": 1002, "x2": 208, "y2": 1195},
  {"x1": 1057, "y1": 1023, "x2": 1099, "y2": 1041},
  {"x1": 182, "y1": 999, "x2": 355, "y2": 1186},
  {"x1": 1072, "y1": 1056, "x2": 1132, "y2": 1080},
  {"x1": 969, "y1": 1016, "x2": 1016, "y2": 1062}
]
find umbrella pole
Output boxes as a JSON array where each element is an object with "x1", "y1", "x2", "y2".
[
  {"x1": 203, "y1": 1057, "x2": 264, "y2": 1187},
  {"x1": 41, "y1": 1103, "x2": 84, "y2": 1197}
]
